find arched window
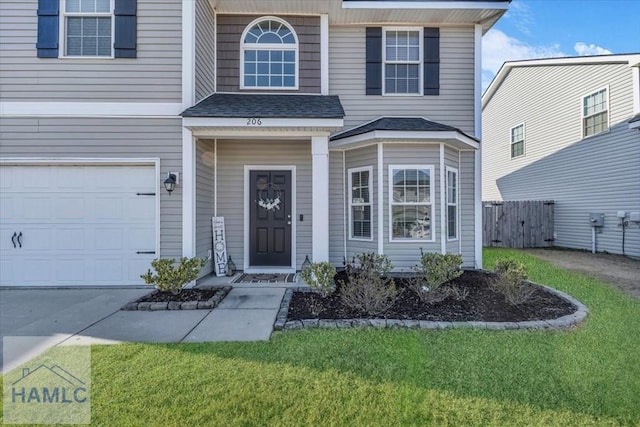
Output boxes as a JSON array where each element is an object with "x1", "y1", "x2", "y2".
[{"x1": 240, "y1": 17, "x2": 298, "y2": 89}]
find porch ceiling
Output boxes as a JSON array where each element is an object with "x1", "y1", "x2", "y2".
[{"x1": 210, "y1": 0, "x2": 509, "y2": 33}]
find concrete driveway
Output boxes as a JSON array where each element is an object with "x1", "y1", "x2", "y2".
[{"x1": 0, "y1": 286, "x2": 285, "y2": 373}]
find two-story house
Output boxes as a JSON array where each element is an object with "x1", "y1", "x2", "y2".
[
  {"x1": 0, "y1": 0, "x2": 509, "y2": 286},
  {"x1": 482, "y1": 54, "x2": 640, "y2": 258}
]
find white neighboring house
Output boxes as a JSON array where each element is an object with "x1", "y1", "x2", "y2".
[{"x1": 482, "y1": 54, "x2": 640, "y2": 258}]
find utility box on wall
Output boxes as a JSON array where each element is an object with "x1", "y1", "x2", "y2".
[{"x1": 589, "y1": 212, "x2": 605, "y2": 227}]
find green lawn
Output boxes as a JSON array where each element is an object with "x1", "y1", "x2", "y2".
[{"x1": 3, "y1": 248, "x2": 640, "y2": 426}]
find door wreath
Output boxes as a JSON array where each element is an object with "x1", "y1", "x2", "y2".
[{"x1": 258, "y1": 183, "x2": 282, "y2": 211}]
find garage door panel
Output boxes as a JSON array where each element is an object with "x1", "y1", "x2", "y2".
[
  {"x1": 55, "y1": 228, "x2": 87, "y2": 251},
  {"x1": 95, "y1": 197, "x2": 124, "y2": 220},
  {"x1": 55, "y1": 260, "x2": 87, "y2": 282},
  {"x1": 21, "y1": 259, "x2": 51, "y2": 283},
  {"x1": 55, "y1": 197, "x2": 86, "y2": 220},
  {"x1": 1, "y1": 164, "x2": 156, "y2": 287},
  {"x1": 23, "y1": 197, "x2": 53, "y2": 219},
  {"x1": 95, "y1": 259, "x2": 125, "y2": 282},
  {"x1": 22, "y1": 168, "x2": 51, "y2": 190}
]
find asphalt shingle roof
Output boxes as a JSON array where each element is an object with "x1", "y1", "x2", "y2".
[
  {"x1": 330, "y1": 117, "x2": 477, "y2": 141},
  {"x1": 182, "y1": 93, "x2": 345, "y2": 119}
]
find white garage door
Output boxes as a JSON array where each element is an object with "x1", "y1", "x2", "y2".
[{"x1": 0, "y1": 164, "x2": 157, "y2": 286}]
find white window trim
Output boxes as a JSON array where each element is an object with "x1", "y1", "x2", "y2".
[
  {"x1": 239, "y1": 16, "x2": 299, "y2": 91},
  {"x1": 382, "y1": 27, "x2": 423, "y2": 97},
  {"x1": 348, "y1": 166, "x2": 374, "y2": 241},
  {"x1": 510, "y1": 122, "x2": 525, "y2": 159},
  {"x1": 446, "y1": 166, "x2": 458, "y2": 242},
  {"x1": 388, "y1": 164, "x2": 435, "y2": 243},
  {"x1": 581, "y1": 86, "x2": 610, "y2": 139},
  {"x1": 59, "y1": 0, "x2": 115, "y2": 59}
]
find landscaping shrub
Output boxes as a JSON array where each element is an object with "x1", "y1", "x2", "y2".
[
  {"x1": 407, "y1": 252, "x2": 463, "y2": 303},
  {"x1": 339, "y1": 253, "x2": 397, "y2": 316},
  {"x1": 491, "y1": 258, "x2": 534, "y2": 305},
  {"x1": 301, "y1": 261, "x2": 337, "y2": 298},
  {"x1": 141, "y1": 257, "x2": 207, "y2": 294}
]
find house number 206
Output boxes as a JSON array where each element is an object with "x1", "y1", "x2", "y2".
[{"x1": 246, "y1": 118, "x2": 262, "y2": 126}]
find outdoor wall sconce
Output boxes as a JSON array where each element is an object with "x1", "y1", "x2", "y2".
[{"x1": 163, "y1": 172, "x2": 179, "y2": 195}]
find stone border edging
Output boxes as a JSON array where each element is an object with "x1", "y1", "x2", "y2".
[
  {"x1": 274, "y1": 281, "x2": 588, "y2": 331},
  {"x1": 121, "y1": 286, "x2": 232, "y2": 311}
]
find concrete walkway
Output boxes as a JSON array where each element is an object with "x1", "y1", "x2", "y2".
[{"x1": 1, "y1": 286, "x2": 286, "y2": 373}]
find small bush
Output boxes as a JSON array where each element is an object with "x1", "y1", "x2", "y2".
[
  {"x1": 408, "y1": 252, "x2": 463, "y2": 303},
  {"x1": 339, "y1": 253, "x2": 396, "y2": 316},
  {"x1": 301, "y1": 261, "x2": 337, "y2": 298},
  {"x1": 491, "y1": 258, "x2": 534, "y2": 305},
  {"x1": 141, "y1": 257, "x2": 206, "y2": 294}
]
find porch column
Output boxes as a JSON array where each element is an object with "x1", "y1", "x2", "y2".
[
  {"x1": 182, "y1": 127, "x2": 196, "y2": 258},
  {"x1": 311, "y1": 135, "x2": 330, "y2": 262}
]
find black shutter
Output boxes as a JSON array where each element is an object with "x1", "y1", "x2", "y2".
[
  {"x1": 423, "y1": 27, "x2": 440, "y2": 96},
  {"x1": 366, "y1": 27, "x2": 382, "y2": 95},
  {"x1": 36, "y1": 0, "x2": 59, "y2": 58},
  {"x1": 114, "y1": 0, "x2": 137, "y2": 58}
]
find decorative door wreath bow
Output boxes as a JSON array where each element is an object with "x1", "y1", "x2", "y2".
[{"x1": 258, "y1": 183, "x2": 282, "y2": 211}]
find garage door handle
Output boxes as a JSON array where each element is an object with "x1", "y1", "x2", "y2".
[
  {"x1": 11, "y1": 232, "x2": 17, "y2": 248},
  {"x1": 17, "y1": 232, "x2": 22, "y2": 248},
  {"x1": 136, "y1": 251, "x2": 156, "y2": 254}
]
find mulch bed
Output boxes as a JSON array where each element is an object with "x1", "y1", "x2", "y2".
[
  {"x1": 122, "y1": 286, "x2": 231, "y2": 311},
  {"x1": 138, "y1": 289, "x2": 219, "y2": 303},
  {"x1": 287, "y1": 270, "x2": 576, "y2": 322}
]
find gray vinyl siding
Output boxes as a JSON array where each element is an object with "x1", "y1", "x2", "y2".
[
  {"x1": 216, "y1": 15, "x2": 321, "y2": 93},
  {"x1": 195, "y1": 139, "x2": 215, "y2": 276},
  {"x1": 382, "y1": 144, "x2": 441, "y2": 270},
  {"x1": 0, "y1": 117, "x2": 183, "y2": 258},
  {"x1": 459, "y1": 150, "x2": 476, "y2": 267},
  {"x1": 195, "y1": 0, "x2": 216, "y2": 102},
  {"x1": 344, "y1": 145, "x2": 378, "y2": 259},
  {"x1": 0, "y1": 0, "x2": 182, "y2": 102},
  {"x1": 329, "y1": 26, "x2": 476, "y2": 133},
  {"x1": 215, "y1": 140, "x2": 312, "y2": 270},
  {"x1": 444, "y1": 146, "x2": 460, "y2": 255},
  {"x1": 329, "y1": 150, "x2": 346, "y2": 266},
  {"x1": 483, "y1": 62, "x2": 640, "y2": 257}
]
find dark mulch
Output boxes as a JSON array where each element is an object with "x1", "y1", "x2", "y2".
[
  {"x1": 136, "y1": 289, "x2": 220, "y2": 303},
  {"x1": 287, "y1": 270, "x2": 576, "y2": 322}
]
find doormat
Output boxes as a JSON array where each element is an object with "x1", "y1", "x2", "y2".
[{"x1": 232, "y1": 273, "x2": 298, "y2": 283}]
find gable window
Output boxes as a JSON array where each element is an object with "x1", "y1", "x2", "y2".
[
  {"x1": 510, "y1": 123, "x2": 525, "y2": 158},
  {"x1": 582, "y1": 87, "x2": 609, "y2": 137},
  {"x1": 62, "y1": 0, "x2": 113, "y2": 57},
  {"x1": 383, "y1": 29, "x2": 422, "y2": 95},
  {"x1": 389, "y1": 166, "x2": 433, "y2": 241},
  {"x1": 349, "y1": 167, "x2": 373, "y2": 240},
  {"x1": 446, "y1": 167, "x2": 458, "y2": 240},
  {"x1": 241, "y1": 17, "x2": 298, "y2": 89}
]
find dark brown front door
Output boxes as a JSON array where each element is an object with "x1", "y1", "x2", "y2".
[{"x1": 249, "y1": 170, "x2": 292, "y2": 267}]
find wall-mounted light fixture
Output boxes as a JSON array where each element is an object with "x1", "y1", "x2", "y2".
[{"x1": 163, "y1": 172, "x2": 179, "y2": 195}]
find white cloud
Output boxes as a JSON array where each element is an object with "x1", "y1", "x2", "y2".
[
  {"x1": 574, "y1": 42, "x2": 612, "y2": 56},
  {"x1": 482, "y1": 29, "x2": 565, "y2": 91}
]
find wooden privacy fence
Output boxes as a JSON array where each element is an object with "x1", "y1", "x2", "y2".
[{"x1": 483, "y1": 200, "x2": 555, "y2": 248}]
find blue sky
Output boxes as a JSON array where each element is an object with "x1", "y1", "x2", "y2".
[{"x1": 482, "y1": 0, "x2": 640, "y2": 90}]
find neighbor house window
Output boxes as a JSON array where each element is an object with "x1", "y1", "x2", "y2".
[
  {"x1": 389, "y1": 166, "x2": 433, "y2": 241},
  {"x1": 383, "y1": 28, "x2": 422, "y2": 95},
  {"x1": 582, "y1": 87, "x2": 609, "y2": 137},
  {"x1": 241, "y1": 17, "x2": 298, "y2": 89},
  {"x1": 510, "y1": 123, "x2": 525, "y2": 158},
  {"x1": 446, "y1": 167, "x2": 458, "y2": 240},
  {"x1": 62, "y1": 0, "x2": 113, "y2": 57},
  {"x1": 349, "y1": 167, "x2": 373, "y2": 240}
]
